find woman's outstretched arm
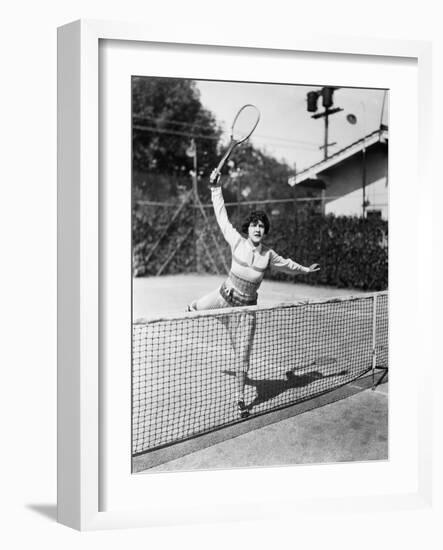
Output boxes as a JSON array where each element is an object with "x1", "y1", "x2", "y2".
[{"x1": 269, "y1": 249, "x2": 320, "y2": 275}]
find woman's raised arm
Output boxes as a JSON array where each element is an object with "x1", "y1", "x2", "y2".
[{"x1": 209, "y1": 170, "x2": 241, "y2": 248}]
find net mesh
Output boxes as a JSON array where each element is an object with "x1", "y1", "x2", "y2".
[{"x1": 132, "y1": 292, "x2": 388, "y2": 456}]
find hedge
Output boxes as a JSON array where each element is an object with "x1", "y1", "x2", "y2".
[{"x1": 133, "y1": 201, "x2": 388, "y2": 291}]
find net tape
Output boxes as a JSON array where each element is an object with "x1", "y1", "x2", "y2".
[{"x1": 132, "y1": 292, "x2": 388, "y2": 456}]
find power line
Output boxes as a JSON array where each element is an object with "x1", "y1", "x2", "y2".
[
  {"x1": 253, "y1": 138, "x2": 318, "y2": 151},
  {"x1": 133, "y1": 124, "x2": 219, "y2": 141},
  {"x1": 253, "y1": 133, "x2": 318, "y2": 147},
  {"x1": 133, "y1": 114, "x2": 319, "y2": 148},
  {"x1": 137, "y1": 196, "x2": 388, "y2": 208},
  {"x1": 133, "y1": 114, "x2": 218, "y2": 133},
  {"x1": 133, "y1": 124, "x2": 319, "y2": 151}
]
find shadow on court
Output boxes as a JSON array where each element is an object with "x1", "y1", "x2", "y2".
[
  {"x1": 136, "y1": 372, "x2": 388, "y2": 473},
  {"x1": 221, "y1": 369, "x2": 348, "y2": 410}
]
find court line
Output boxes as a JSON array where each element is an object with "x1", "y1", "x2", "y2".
[{"x1": 348, "y1": 383, "x2": 388, "y2": 396}]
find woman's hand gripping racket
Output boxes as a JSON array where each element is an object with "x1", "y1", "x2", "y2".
[{"x1": 211, "y1": 104, "x2": 260, "y2": 184}]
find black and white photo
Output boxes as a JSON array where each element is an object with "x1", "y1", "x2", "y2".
[{"x1": 130, "y1": 77, "x2": 389, "y2": 474}]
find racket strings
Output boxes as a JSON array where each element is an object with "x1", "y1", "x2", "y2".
[{"x1": 232, "y1": 105, "x2": 260, "y2": 143}]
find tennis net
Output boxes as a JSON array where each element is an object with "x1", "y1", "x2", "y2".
[{"x1": 132, "y1": 292, "x2": 388, "y2": 457}]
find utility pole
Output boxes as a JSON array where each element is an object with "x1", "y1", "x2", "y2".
[
  {"x1": 307, "y1": 87, "x2": 343, "y2": 160},
  {"x1": 346, "y1": 104, "x2": 369, "y2": 218},
  {"x1": 186, "y1": 139, "x2": 199, "y2": 269},
  {"x1": 186, "y1": 139, "x2": 229, "y2": 273}
]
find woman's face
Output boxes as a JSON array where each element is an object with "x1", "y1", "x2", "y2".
[{"x1": 248, "y1": 220, "x2": 265, "y2": 245}]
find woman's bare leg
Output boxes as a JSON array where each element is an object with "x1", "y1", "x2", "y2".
[{"x1": 231, "y1": 312, "x2": 256, "y2": 417}]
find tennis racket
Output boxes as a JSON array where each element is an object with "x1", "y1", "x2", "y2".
[{"x1": 214, "y1": 104, "x2": 260, "y2": 177}]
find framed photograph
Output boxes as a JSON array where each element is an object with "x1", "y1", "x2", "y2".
[{"x1": 57, "y1": 19, "x2": 432, "y2": 530}]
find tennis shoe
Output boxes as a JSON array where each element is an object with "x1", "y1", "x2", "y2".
[{"x1": 237, "y1": 399, "x2": 250, "y2": 419}]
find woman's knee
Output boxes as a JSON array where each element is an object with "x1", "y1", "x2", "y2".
[{"x1": 193, "y1": 288, "x2": 226, "y2": 310}]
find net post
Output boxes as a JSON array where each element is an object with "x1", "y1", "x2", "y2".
[{"x1": 371, "y1": 293, "x2": 378, "y2": 390}]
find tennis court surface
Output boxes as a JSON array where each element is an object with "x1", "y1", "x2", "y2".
[{"x1": 141, "y1": 376, "x2": 388, "y2": 473}]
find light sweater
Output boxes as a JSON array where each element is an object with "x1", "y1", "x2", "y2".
[{"x1": 211, "y1": 186, "x2": 309, "y2": 288}]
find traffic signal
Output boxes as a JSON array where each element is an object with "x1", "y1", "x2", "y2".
[
  {"x1": 322, "y1": 87, "x2": 334, "y2": 108},
  {"x1": 307, "y1": 91, "x2": 319, "y2": 112}
]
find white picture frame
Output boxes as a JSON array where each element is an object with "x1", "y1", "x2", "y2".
[{"x1": 57, "y1": 19, "x2": 433, "y2": 531}]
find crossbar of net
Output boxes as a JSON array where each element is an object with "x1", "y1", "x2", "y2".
[{"x1": 132, "y1": 292, "x2": 388, "y2": 456}]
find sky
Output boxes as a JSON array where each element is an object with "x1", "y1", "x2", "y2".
[{"x1": 195, "y1": 80, "x2": 389, "y2": 172}]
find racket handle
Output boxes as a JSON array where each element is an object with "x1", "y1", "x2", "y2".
[
  {"x1": 215, "y1": 141, "x2": 236, "y2": 175},
  {"x1": 209, "y1": 169, "x2": 221, "y2": 186}
]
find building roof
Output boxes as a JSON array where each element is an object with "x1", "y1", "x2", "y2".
[{"x1": 288, "y1": 127, "x2": 388, "y2": 186}]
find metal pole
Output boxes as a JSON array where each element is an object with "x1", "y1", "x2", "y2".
[
  {"x1": 190, "y1": 143, "x2": 228, "y2": 274},
  {"x1": 361, "y1": 101, "x2": 367, "y2": 218},
  {"x1": 192, "y1": 142, "x2": 198, "y2": 271},
  {"x1": 379, "y1": 90, "x2": 387, "y2": 129},
  {"x1": 362, "y1": 145, "x2": 367, "y2": 218},
  {"x1": 192, "y1": 141, "x2": 198, "y2": 193},
  {"x1": 371, "y1": 294, "x2": 378, "y2": 390},
  {"x1": 324, "y1": 110, "x2": 329, "y2": 160}
]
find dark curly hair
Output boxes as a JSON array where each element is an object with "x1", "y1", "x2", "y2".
[{"x1": 241, "y1": 210, "x2": 270, "y2": 235}]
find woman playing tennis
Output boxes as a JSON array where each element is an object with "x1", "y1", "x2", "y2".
[{"x1": 189, "y1": 169, "x2": 320, "y2": 418}]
